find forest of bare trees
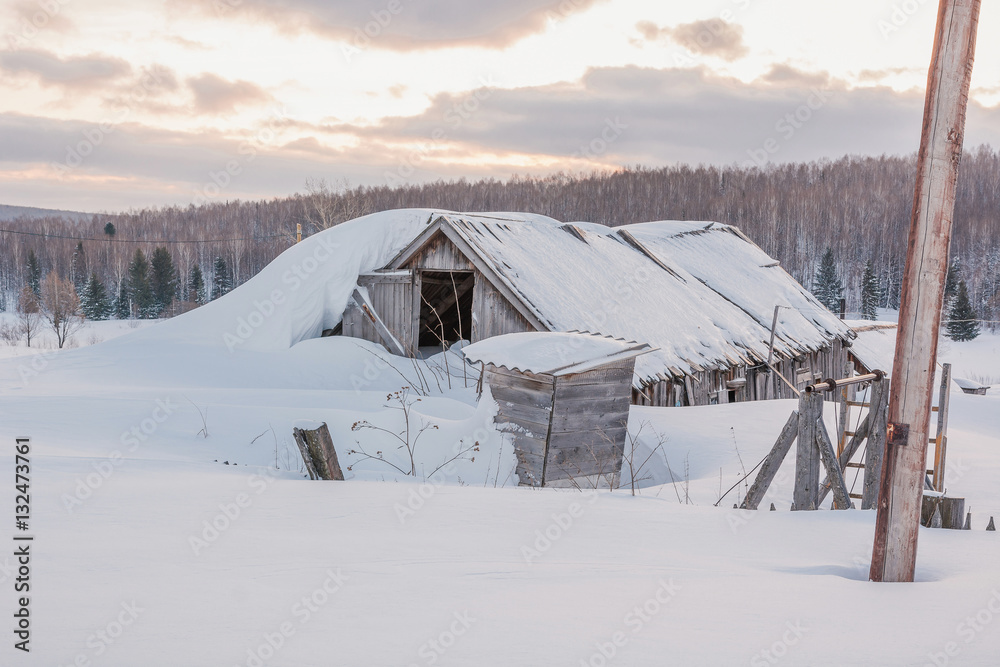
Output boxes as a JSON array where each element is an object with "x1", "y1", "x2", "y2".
[{"x1": 2, "y1": 148, "x2": 999, "y2": 327}]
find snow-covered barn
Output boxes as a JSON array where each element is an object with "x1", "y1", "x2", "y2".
[{"x1": 340, "y1": 212, "x2": 853, "y2": 407}]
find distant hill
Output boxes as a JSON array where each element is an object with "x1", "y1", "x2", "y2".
[{"x1": 0, "y1": 203, "x2": 91, "y2": 222}]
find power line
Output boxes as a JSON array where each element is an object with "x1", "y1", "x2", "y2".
[{"x1": 0, "y1": 227, "x2": 289, "y2": 245}]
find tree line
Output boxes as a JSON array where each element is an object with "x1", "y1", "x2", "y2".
[{"x1": 2, "y1": 148, "x2": 999, "y2": 335}]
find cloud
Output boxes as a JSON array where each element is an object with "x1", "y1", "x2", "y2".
[
  {"x1": 0, "y1": 48, "x2": 131, "y2": 89},
  {"x1": 351, "y1": 66, "x2": 1000, "y2": 169},
  {"x1": 637, "y1": 19, "x2": 748, "y2": 61},
  {"x1": 761, "y1": 64, "x2": 830, "y2": 88},
  {"x1": 10, "y1": 0, "x2": 76, "y2": 35},
  {"x1": 167, "y1": 0, "x2": 605, "y2": 50},
  {"x1": 6, "y1": 66, "x2": 1000, "y2": 211},
  {"x1": 187, "y1": 74, "x2": 272, "y2": 114}
]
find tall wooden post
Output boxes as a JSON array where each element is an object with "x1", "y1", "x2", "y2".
[
  {"x1": 296, "y1": 223, "x2": 302, "y2": 243},
  {"x1": 870, "y1": 0, "x2": 980, "y2": 583},
  {"x1": 932, "y1": 363, "x2": 952, "y2": 491}
]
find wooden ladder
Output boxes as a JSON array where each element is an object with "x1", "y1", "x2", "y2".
[{"x1": 837, "y1": 363, "x2": 952, "y2": 497}]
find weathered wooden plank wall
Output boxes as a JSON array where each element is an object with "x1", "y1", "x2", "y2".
[
  {"x1": 544, "y1": 359, "x2": 634, "y2": 488},
  {"x1": 631, "y1": 340, "x2": 849, "y2": 408},
  {"x1": 486, "y1": 364, "x2": 555, "y2": 487},
  {"x1": 471, "y1": 273, "x2": 537, "y2": 341}
]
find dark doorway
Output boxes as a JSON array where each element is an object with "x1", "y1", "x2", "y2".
[{"x1": 418, "y1": 271, "x2": 474, "y2": 347}]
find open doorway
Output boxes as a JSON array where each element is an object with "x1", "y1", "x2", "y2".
[{"x1": 418, "y1": 271, "x2": 475, "y2": 348}]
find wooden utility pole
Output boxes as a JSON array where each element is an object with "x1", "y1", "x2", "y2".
[{"x1": 870, "y1": 0, "x2": 979, "y2": 583}]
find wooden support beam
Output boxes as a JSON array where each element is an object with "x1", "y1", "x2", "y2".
[
  {"x1": 863, "y1": 379, "x2": 890, "y2": 510},
  {"x1": 870, "y1": 0, "x2": 980, "y2": 583},
  {"x1": 793, "y1": 392, "x2": 822, "y2": 510},
  {"x1": 741, "y1": 410, "x2": 799, "y2": 510},
  {"x1": 817, "y1": 410, "x2": 871, "y2": 506},
  {"x1": 816, "y1": 416, "x2": 852, "y2": 510},
  {"x1": 351, "y1": 287, "x2": 407, "y2": 357}
]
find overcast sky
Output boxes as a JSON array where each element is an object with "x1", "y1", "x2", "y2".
[{"x1": 1, "y1": 0, "x2": 999, "y2": 212}]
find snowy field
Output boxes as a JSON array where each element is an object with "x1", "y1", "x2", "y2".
[{"x1": 1, "y1": 211, "x2": 998, "y2": 666}]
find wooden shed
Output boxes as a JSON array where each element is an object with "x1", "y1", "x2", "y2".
[
  {"x1": 462, "y1": 332, "x2": 653, "y2": 488},
  {"x1": 341, "y1": 212, "x2": 854, "y2": 407}
]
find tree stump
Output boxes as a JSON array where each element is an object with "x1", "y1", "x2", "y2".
[
  {"x1": 293, "y1": 422, "x2": 345, "y2": 481},
  {"x1": 920, "y1": 495, "x2": 964, "y2": 530}
]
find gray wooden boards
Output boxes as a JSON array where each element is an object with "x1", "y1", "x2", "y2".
[{"x1": 293, "y1": 423, "x2": 345, "y2": 481}]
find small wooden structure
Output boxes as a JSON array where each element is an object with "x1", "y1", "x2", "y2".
[
  {"x1": 463, "y1": 332, "x2": 652, "y2": 489},
  {"x1": 954, "y1": 377, "x2": 988, "y2": 395}
]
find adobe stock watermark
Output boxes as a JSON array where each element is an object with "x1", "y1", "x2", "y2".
[
  {"x1": 236, "y1": 568, "x2": 349, "y2": 667},
  {"x1": 878, "y1": 0, "x2": 933, "y2": 40},
  {"x1": 192, "y1": 105, "x2": 288, "y2": 206},
  {"x1": 521, "y1": 490, "x2": 599, "y2": 563},
  {"x1": 393, "y1": 426, "x2": 493, "y2": 524},
  {"x1": 572, "y1": 117, "x2": 628, "y2": 161},
  {"x1": 923, "y1": 589, "x2": 1000, "y2": 667},
  {"x1": 16, "y1": 347, "x2": 60, "y2": 388},
  {"x1": 61, "y1": 398, "x2": 177, "y2": 513},
  {"x1": 341, "y1": 0, "x2": 411, "y2": 62},
  {"x1": 750, "y1": 621, "x2": 807, "y2": 666},
  {"x1": 407, "y1": 611, "x2": 476, "y2": 667},
  {"x1": 384, "y1": 77, "x2": 498, "y2": 186},
  {"x1": 188, "y1": 467, "x2": 278, "y2": 556},
  {"x1": 578, "y1": 578, "x2": 681, "y2": 667},
  {"x1": 56, "y1": 601, "x2": 144, "y2": 667},
  {"x1": 6, "y1": 0, "x2": 72, "y2": 50},
  {"x1": 744, "y1": 87, "x2": 834, "y2": 168},
  {"x1": 51, "y1": 65, "x2": 173, "y2": 177}
]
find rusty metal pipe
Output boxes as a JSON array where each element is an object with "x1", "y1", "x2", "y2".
[{"x1": 804, "y1": 370, "x2": 885, "y2": 393}]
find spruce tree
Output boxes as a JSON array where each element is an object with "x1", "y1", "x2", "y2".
[
  {"x1": 114, "y1": 281, "x2": 130, "y2": 319},
  {"x1": 71, "y1": 242, "x2": 87, "y2": 291},
  {"x1": 25, "y1": 250, "x2": 42, "y2": 298},
  {"x1": 104, "y1": 222, "x2": 116, "y2": 238},
  {"x1": 944, "y1": 259, "x2": 962, "y2": 310},
  {"x1": 189, "y1": 264, "x2": 207, "y2": 304},
  {"x1": 212, "y1": 256, "x2": 232, "y2": 300},
  {"x1": 150, "y1": 247, "x2": 178, "y2": 316},
  {"x1": 812, "y1": 247, "x2": 843, "y2": 313},
  {"x1": 127, "y1": 249, "x2": 156, "y2": 319},
  {"x1": 82, "y1": 273, "x2": 112, "y2": 320},
  {"x1": 860, "y1": 260, "x2": 881, "y2": 321},
  {"x1": 946, "y1": 281, "x2": 980, "y2": 341}
]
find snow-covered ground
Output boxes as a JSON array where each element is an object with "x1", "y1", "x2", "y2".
[{"x1": 1, "y1": 211, "x2": 998, "y2": 666}]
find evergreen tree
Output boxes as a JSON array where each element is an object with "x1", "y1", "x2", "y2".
[
  {"x1": 812, "y1": 247, "x2": 843, "y2": 313},
  {"x1": 946, "y1": 281, "x2": 980, "y2": 341},
  {"x1": 127, "y1": 249, "x2": 156, "y2": 319},
  {"x1": 114, "y1": 280, "x2": 130, "y2": 319},
  {"x1": 150, "y1": 247, "x2": 178, "y2": 316},
  {"x1": 81, "y1": 273, "x2": 112, "y2": 320},
  {"x1": 212, "y1": 256, "x2": 232, "y2": 300},
  {"x1": 189, "y1": 264, "x2": 207, "y2": 304},
  {"x1": 104, "y1": 222, "x2": 116, "y2": 238},
  {"x1": 944, "y1": 259, "x2": 962, "y2": 309},
  {"x1": 25, "y1": 250, "x2": 42, "y2": 298},
  {"x1": 71, "y1": 242, "x2": 87, "y2": 291},
  {"x1": 860, "y1": 259, "x2": 881, "y2": 321}
]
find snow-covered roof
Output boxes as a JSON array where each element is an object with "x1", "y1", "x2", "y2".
[
  {"x1": 847, "y1": 323, "x2": 898, "y2": 376},
  {"x1": 462, "y1": 331, "x2": 653, "y2": 376},
  {"x1": 390, "y1": 214, "x2": 852, "y2": 386},
  {"x1": 953, "y1": 377, "x2": 989, "y2": 390}
]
